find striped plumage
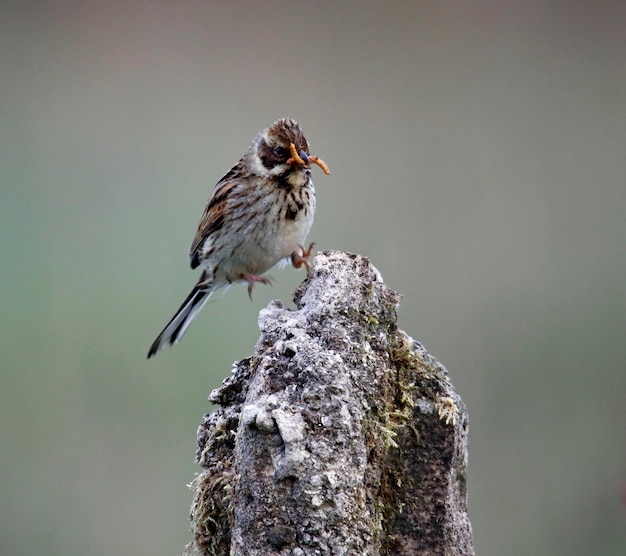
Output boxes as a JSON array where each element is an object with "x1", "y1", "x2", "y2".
[{"x1": 147, "y1": 118, "x2": 328, "y2": 358}]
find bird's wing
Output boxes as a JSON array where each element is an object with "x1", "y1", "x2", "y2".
[{"x1": 189, "y1": 168, "x2": 243, "y2": 269}]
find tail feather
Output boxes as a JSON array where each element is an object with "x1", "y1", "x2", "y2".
[{"x1": 147, "y1": 273, "x2": 213, "y2": 358}]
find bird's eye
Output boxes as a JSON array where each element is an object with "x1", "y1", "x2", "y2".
[{"x1": 273, "y1": 146, "x2": 286, "y2": 157}]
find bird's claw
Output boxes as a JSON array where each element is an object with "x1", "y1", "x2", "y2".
[
  {"x1": 291, "y1": 243, "x2": 315, "y2": 273},
  {"x1": 242, "y1": 273, "x2": 272, "y2": 300}
]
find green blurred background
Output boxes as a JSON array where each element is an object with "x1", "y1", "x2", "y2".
[{"x1": 2, "y1": 1, "x2": 625, "y2": 554}]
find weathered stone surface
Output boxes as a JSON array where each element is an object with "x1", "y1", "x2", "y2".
[{"x1": 186, "y1": 250, "x2": 473, "y2": 556}]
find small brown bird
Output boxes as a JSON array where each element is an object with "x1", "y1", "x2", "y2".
[{"x1": 147, "y1": 118, "x2": 330, "y2": 358}]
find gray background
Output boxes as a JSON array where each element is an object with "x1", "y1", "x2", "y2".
[{"x1": 2, "y1": 1, "x2": 625, "y2": 554}]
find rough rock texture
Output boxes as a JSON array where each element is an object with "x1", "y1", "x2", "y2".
[{"x1": 186, "y1": 251, "x2": 473, "y2": 556}]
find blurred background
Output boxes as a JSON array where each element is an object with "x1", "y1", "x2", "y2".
[{"x1": 2, "y1": 1, "x2": 625, "y2": 554}]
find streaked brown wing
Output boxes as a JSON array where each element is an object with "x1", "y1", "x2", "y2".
[{"x1": 189, "y1": 175, "x2": 241, "y2": 269}]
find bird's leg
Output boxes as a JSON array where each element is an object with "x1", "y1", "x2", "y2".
[
  {"x1": 291, "y1": 243, "x2": 316, "y2": 273},
  {"x1": 242, "y1": 273, "x2": 272, "y2": 300}
]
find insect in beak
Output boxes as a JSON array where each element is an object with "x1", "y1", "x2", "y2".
[
  {"x1": 299, "y1": 150, "x2": 311, "y2": 166},
  {"x1": 287, "y1": 143, "x2": 330, "y2": 175}
]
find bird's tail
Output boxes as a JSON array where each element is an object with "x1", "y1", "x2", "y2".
[{"x1": 147, "y1": 272, "x2": 213, "y2": 358}]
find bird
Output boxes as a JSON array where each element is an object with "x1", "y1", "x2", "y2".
[{"x1": 147, "y1": 118, "x2": 330, "y2": 358}]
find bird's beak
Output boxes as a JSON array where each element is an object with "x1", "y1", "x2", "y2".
[
  {"x1": 287, "y1": 143, "x2": 310, "y2": 167},
  {"x1": 299, "y1": 150, "x2": 311, "y2": 166},
  {"x1": 287, "y1": 143, "x2": 331, "y2": 175}
]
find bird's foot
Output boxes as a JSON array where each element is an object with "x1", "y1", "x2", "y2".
[
  {"x1": 242, "y1": 273, "x2": 272, "y2": 300},
  {"x1": 291, "y1": 243, "x2": 315, "y2": 273}
]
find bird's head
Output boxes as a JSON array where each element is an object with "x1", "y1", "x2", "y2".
[{"x1": 251, "y1": 118, "x2": 330, "y2": 179}]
